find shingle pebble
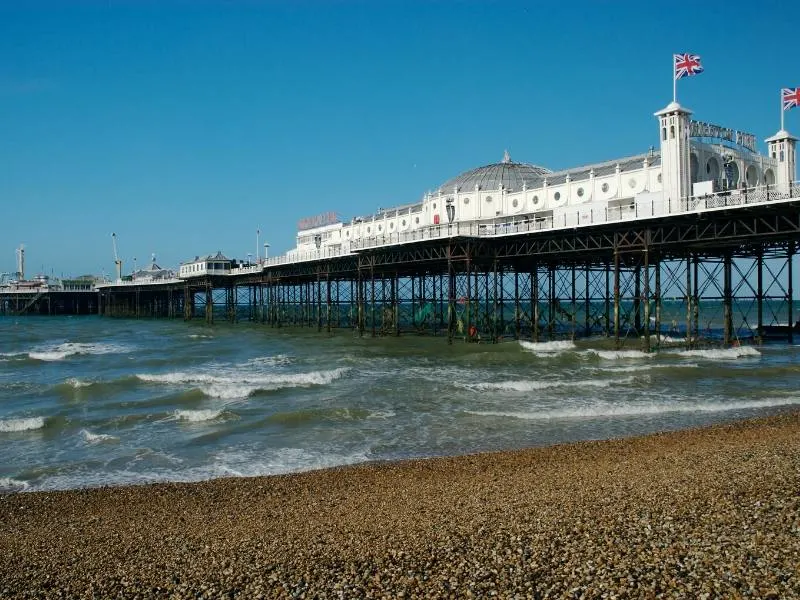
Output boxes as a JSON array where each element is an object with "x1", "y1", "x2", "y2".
[{"x1": 1, "y1": 412, "x2": 799, "y2": 598}]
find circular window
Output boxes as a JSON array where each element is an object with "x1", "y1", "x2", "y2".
[
  {"x1": 554, "y1": 191, "x2": 561, "y2": 201},
  {"x1": 433, "y1": 202, "x2": 437, "y2": 209},
  {"x1": 657, "y1": 173, "x2": 662, "y2": 183},
  {"x1": 366, "y1": 226, "x2": 371, "y2": 233},
  {"x1": 577, "y1": 187, "x2": 584, "y2": 197},
  {"x1": 346, "y1": 231, "x2": 350, "y2": 238},
  {"x1": 485, "y1": 196, "x2": 493, "y2": 203},
  {"x1": 532, "y1": 195, "x2": 539, "y2": 205},
  {"x1": 378, "y1": 224, "x2": 382, "y2": 232},
  {"x1": 601, "y1": 182, "x2": 609, "y2": 193},
  {"x1": 463, "y1": 197, "x2": 470, "y2": 205},
  {"x1": 628, "y1": 178, "x2": 636, "y2": 189},
  {"x1": 512, "y1": 198, "x2": 519, "y2": 208},
  {"x1": 390, "y1": 222, "x2": 394, "y2": 230},
  {"x1": 415, "y1": 217, "x2": 420, "y2": 224},
  {"x1": 402, "y1": 219, "x2": 406, "y2": 226}
]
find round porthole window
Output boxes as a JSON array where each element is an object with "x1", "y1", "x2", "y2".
[
  {"x1": 485, "y1": 196, "x2": 493, "y2": 203},
  {"x1": 657, "y1": 173, "x2": 662, "y2": 183},
  {"x1": 402, "y1": 219, "x2": 406, "y2": 226},
  {"x1": 378, "y1": 224, "x2": 382, "y2": 232},
  {"x1": 367, "y1": 226, "x2": 371, "y2": 233},
  {"x1": 512, "y1": 198, "x2": 519, "y2": 208},
  {"x1": 415, "y1": 216, "x2": 420, "y2": 224},
  {"x1": 346, "y1": 231, "x2": 350, "y2": 238},
  {"x1": 433, "y1": 202, "x2": 437, "y2": 209},
  {"x1": 554, "y1": 191, "x2": 561, "y2": 201},
  {"x1": 628, "y1": 178, "x2": 636, "y2": 189},
  {"x1": 577, "y1": 187, "x2": 584, "y2": 197},
  {"x1": 532, "y1": 195, "x2": 539, "y2": 205},
  {"x1": 463, "y1": 197, "x2": 470, "y2": 205},
  {"x1": 390, "y1": 222, "x2": 394, "y2": 230},
  {"x1": 601, "y1": 182, "x2": 609, "y2": 193}
]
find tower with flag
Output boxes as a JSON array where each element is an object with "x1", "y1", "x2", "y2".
[{"x1": 766, "y1": 88, "x2": 798, "y2": 194}]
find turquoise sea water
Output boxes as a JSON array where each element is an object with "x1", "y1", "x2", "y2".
[{"x1": 2, "y1": 316, "x2": 800, "y2": 492}]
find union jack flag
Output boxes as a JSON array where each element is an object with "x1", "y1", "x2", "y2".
[
  {"x1": 674, "y1": 53, "x2": 704, "y2": 79},
  {"x1": 783, "y1": 88, "x2": 800, "y2": 111}
]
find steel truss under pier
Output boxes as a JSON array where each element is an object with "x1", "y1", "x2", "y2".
[
  {"x1": 0, "y1": 291, "x2": 98, "y2": 316},
  {"x1": 99, "y1": 200, "x2": 800, "y2": 348}
]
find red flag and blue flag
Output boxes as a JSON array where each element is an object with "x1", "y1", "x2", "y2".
[{"x1": 674, "y1": 54, "x2": 704, "y2": 79}]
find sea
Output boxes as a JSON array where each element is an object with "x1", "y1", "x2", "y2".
[{"x1": 2, "y1": 315, "x2": 800, "y2": 493}]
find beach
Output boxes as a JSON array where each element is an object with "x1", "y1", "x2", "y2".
[{"x1": 1, "y1": 411, "x2": 798, "y2": 599}]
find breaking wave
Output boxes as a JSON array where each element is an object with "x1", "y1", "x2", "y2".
[
  {"x1": 466, "y1": 395, "x2": 800, "y2": 421},
  {"x1": 467, "y1": 376, "x2": 635, "y2": 392},
  {"x1": 136, "y1": 367, "x2": 349, "y2": 399},
  {"x1": 174, "y1": 409, "x2": 224, "y2": 422},
  {"x1": 519, "y1": 340, "x2": 577, "y2": 356},
  {"x1": 80, "y1": 429, "x2": 119, "y2": 444},
  {"x1": 28, "y1": 342, "x2": 129, "y2": 362},
  {"x1": 0, "y1": 417, "x2": 46, "y2": 433},
  {"x1": 672, "y1": 346, "x2": 761, "y2": 360}
]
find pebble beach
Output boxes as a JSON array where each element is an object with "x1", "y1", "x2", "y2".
[{"x1": 2, "y1": 411, "x2": 799, "y2": 599}]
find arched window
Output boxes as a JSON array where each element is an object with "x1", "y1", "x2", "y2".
[{"x1": 669, "y1": 125, "x2": 675, "y2": 139}]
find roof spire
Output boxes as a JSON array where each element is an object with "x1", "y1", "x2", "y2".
[{"x1": 502, "y1": 149, "x2": 511, "y2": 163}]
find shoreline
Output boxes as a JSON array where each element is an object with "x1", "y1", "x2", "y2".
[{"x1": 2, "y1": 411, "x2": 799, "y2": 597}]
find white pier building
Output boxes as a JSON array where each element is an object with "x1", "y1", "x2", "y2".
[{"x1": 275, "y1": 99, "x2": 796, "y2": 268}]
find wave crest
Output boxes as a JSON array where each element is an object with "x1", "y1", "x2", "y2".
[{"x1": 0, "y1": 417, "x2": 45, "y2": 432}]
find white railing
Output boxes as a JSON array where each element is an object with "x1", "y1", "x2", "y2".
[
  {"x1": 262, "y1": 246, "x2": 352, "y2": 267},
  {"x1": 95, "y1": 180, "x2": 800, "y2": 288},
  {"x1": 351, "y1": 180, "x2": 800, "y2": 250},
  {"x1": 96, "y1": 277, "x2": 182, "y2": 288}
]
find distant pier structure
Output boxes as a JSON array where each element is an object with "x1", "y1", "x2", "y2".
[{"x1": 93, "y1": 98, "x2": 799, "y2": 347}]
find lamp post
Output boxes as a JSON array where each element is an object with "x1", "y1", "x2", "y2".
[
  {"x1": 264, "y1": 243, "x2": 270, "y2": 261},
  {"x1": 133, "y1": 257, "x2": 137, "y2": 280},
  {"x1": 247, "y1": 253, "x2": 253, "y2": 267},
  {"x1": 256, "y1": 228, "x2": 260, "y2": 263}
]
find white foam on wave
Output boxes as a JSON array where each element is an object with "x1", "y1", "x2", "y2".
[
  {"x1": 174, "y1": 409, "x2": 224, "y2": 422},
  {"x1": 468, "y1": 375, "x2": 635, "y2": 392},
  {"x1": 467, "y1": 395, "x2": 800, "y2": 421},
  {"x1": 672, "y1": 346, "x2": 761, "y2": 360},
  {"x1": 137, "y1": 367, "x2": 350, "y2": 399},
  {"x1": 245, "y1": 354, "x2": 293, "y2": 367},
  {"x1": 0, "y1": 416, "x2": 45, "y2": 432},
  {"x1": 29, "y1": 342, "x2": 129, "y2": 362},
  {"x1": 519, "y1": 340, "x2": 577, "y2": 356},
  {"x1": 80, "y1": 429, "x2": 119, "y2": 444},
  {"x1": 0, "y1": 477, "x2": 30, "y2": 492},
  {"x1": 585, "y1": 349, "x2": 655, "y2": 360},
  {"x1": 599, "y1": 363, "x2": 700, "y2": 373},
  {"x1": 65, "y1": 377, "x2": 92, "y2": 388},
  {"x1": 28, "y1": 446, "x2": 372, "y2": 491}
]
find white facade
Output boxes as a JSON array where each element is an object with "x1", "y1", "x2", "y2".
[
  {"x1": 290, "y1": 100, "x2": 792, "y2": 257},
  {"x1": 178, "y1": 252, "x2": 233, "y2": 278}
]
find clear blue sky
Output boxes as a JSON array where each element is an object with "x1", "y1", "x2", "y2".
[{"x1": 1, "y1": 0, "x2": 797, "y2": 278}]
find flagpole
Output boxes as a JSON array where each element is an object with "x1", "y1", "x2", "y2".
[
  {"x1": 672, "y1": 56, "x2": 677, "y2": 103},
  {"x1": 781, "y1": 90, "x2": 785, "y2": 131}
]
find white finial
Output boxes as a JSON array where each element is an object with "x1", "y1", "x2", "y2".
[{"x1": 502, "y1": 149, "x2": 511, "y2": 163}]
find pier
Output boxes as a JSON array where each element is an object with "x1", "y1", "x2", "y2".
[{"x1": 95, "y1": 181, "x2": 800, "y2": 349}]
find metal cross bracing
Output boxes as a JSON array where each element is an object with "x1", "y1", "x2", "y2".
[{"x1": 96, "y1": 199, "x2": 800, "y2": 350}]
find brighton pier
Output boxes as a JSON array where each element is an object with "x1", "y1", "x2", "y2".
[{"x1": 6, "y1": 97, "x2": 800, "y2": 349}]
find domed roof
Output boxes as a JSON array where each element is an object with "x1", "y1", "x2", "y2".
[{"x1": 437, "y1": 151, "x2": 551, "y2": 194}]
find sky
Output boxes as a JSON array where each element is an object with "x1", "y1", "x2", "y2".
[{"x1": 1, "y1": 0, "x2": 798, "y2": 278}]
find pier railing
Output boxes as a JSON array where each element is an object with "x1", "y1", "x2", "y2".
[{"x1": 351, "y1": 180, "x2": 800, "y2": 250}]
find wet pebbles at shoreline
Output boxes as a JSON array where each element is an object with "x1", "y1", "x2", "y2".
[{"x1": 2, "y1": 412, "x2": 799, "y2": 598}]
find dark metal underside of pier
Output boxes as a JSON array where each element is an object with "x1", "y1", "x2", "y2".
[{"x1": 87, "y1": 200, "x2": 800, "y2": 347}]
